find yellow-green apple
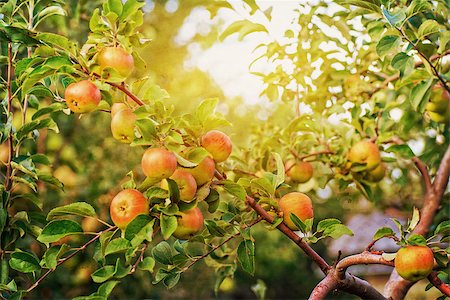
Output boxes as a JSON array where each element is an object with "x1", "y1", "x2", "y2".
[
  {"x1": 98, "y1": 47, "x2": 134, "y2": 78},
  {"x1": 109, "y1": 189, "x2": 149, "y2": 229},
  {"x1": 367, "y1": 163, "x2": 385, "y2": 182},
  {"x1": 53, "y1": 165, "x2": 78, "y2": 187},
  {"x1": 161, "y1": 169, "x2": 197, "y2": 202},
  {"x1": 172, "y1": 207, "x2": 204, "y2": 239},
  {"x1": 73, "y1": 262, "x2": 95, "y2": 284},
  {"x1": 285, "y1": 160, "x2": 313, "y2": 183},
  {"x1": 81, "y1": 217, "x2": 100, "y2": 233},
  {"x1": 0, "y1": 143, "x2": 9, "y2": 165},
  {"x1": 111, "y1": 108, "x2": 136, "y2": 144},
  {"x1": 427, "y1": 84, "x2": 450, "y2": 114},
  {"x1": 347, "y1": 141, "x2": 381, "y2": 171},
  {"x1": 64, "y1": 80, "x2": 101, "y2": 113},
  {"x1": 201, "y1": 130, "x2": 232, "y2": 162},
  {"x1": 111, "y1": 103, "x2": 128, "y2": 117},
  {"x1": 278, "y1": 192, "x2": 313, "y2": 230},
  {"x1": 141, "y1": 147, "x2": 177, "y2": 179},
  {"x1": 184, "y1": 156, "x2": 215, "y2": 186},
  {"x1": 395, "y1": 246, "x2": 434, "y2": 281}
]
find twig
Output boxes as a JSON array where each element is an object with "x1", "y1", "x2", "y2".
[
  {"x1": 5, "y1": 42, "x2": 14, "y2": 193},
  {"x1": 26, "y1": 227, "x2": 116, "y2": 293},
  {"x1": 289, "y1": 149, "x2": 335, "y2": 161},
  {"x1": 129, "y1": 243, "x2": 149, "y2": 274},
  {"x1": 181, "y1": 217, "x2": 263, "y2": 272}
]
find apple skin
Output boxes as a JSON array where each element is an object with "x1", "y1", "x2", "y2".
[
  {"x1": 64, "y1": 80, "x2": 101, "y2": 113},
  {"x1": 367, "y1": 163, "x2": 385, "y2": 182},
  {"x1": 395, "y1": 246, "x2": 434, "y2": 281},
  {"x1": 184, "y1": 156, "x2": 216, "y2": 186},
  {"x1": 285, "y1": 160, "x2": 313, "y2": 183},
  {"x1": 173, "y1": 207, "x2": 204, "y2": 240},
  {"x1": 0, "y1": 143, "x2": 9, "y2": 165},
  {"x1": 109, "y1": 189, "x2": 149, "y2": 229},
  {"x1": 201, "y1": 130, "x2": 232, "y2": 163},
  {"x1": 98, "y1": 47, "x2": 134, "y2": 78},
  {"x1": 347, "y1": 141, "x2": 381, "y2": 171},
  {"x1": 141, "y1": 148, "x2": 177, "y2": 179},
  {"x1": 111, "y1": 103, "x2": 128, "y2": 118},
  {"x1": 278, "y1": 192, "x2": 313, "y2": 230},
  {"x1": 162, "y1": 169, "x2": 197, "y2": 201},
  {"x1": 111, "y1": 108, "x2": 136, "y2": 144}
]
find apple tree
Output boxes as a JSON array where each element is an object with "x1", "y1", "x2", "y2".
[{"x1": 0, "y1": 0, "x2": 449, "y2": 299}]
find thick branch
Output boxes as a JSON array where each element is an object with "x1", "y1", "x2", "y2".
[
  {"x1": 336, "y1": 252, "x2": 394, "y2": 280},
  {"x1": 309, "y1": 274, "x2": 338, "y2": 300},
  {"x1": 428, "y1": 271, "x2": 450, "y2": 297}
]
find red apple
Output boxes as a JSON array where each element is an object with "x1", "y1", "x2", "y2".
[
  {"x1": 395, "y1": 246, "x2": 434, "y2": 281},
  {"x1": 141, "y1": 148, "x2": 177, "y2": 179},
  {"x1": 162, "y1": 169, "x2": 197, "y2": 202},
  {"x1": 185, "y1": 156, "x2": 215, "y2": 186},
  {"x1": 201, "y1": 130, "x2": 232, "y2": 163},
  {"x1": 172, "y1": 207, "x2": 204, "y2": 240},
  {"x1": 285, "y1": 160, "x2": 313, "y2": 183},
  {"x1": 64, "y1": 80, "x2": 101, "y2": 113},
  {"x1": 109, "y1": 189, "x2": 149, "y2": 229},
  {"x1": 98, "y1": 47, "x2": 134, "y2": 78},
  {"x1": 278, "y1": 192, "x2": 314, "y2": 230}
]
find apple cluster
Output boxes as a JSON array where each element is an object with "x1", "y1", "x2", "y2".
[{"x1": 347, "y1": 140, "x2": 385, "y2": 182}]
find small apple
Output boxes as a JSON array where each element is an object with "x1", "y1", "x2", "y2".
[
  {"x1": 81, "y1": 217, "x2": 100, "y2": 233},
  {"x1": 278, "y1": 192, "x2": 313, "y2": 231},
  {"x1": 201, "y1": 130, "x2": 232, "y2": 163},
  {"x1": 98, "y1": 47, "x2": 134, "y2": 78},
  {"x1": 141, "y1": 147, "x2": 177, "y2": 179},
  {"x1": 64, "y1": 80, "x2": 101, "y2": 113},
  {"x1": 109, "y1": 189, "x2": 149, "y2": 229},
  {"x1": 367, "y1": 163, "x2": 385, "y2": 182},
  {"x1": 111, "y1": 103, "x2": 128, "y2": 117},
  {"x1": 184, "y1": 156, "x2": 215, "y2": 186},
  {"x1": 111, "y1": 108, "x2": 136, "y2": 144},
  {"x1": 73, "y1": 262, "x2": 95, "y2": 284},
  {"x1": 285, "y1": 160, "x2": 313, "y2": 183},
  {"x1": 172, "y1": 207, "x2": 204, "y2": 240},
  {"x1": 161, "y1": 169, "x2": 197, "y2": 202},
  {"x1": 0, "y1": 143, "x2": 9, "y2": 165},
  {"x1": 53, "y1": 165, "x2": 78, "y2": 188},
  {"x1": 347, "y1": 141, "x2": 381, "y2": 171},
  {"x1": 395, "y1": 245, "x2": 434, "y2": 281}
]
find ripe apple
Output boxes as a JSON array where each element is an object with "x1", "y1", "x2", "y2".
[
  {"x1": 109, "y1": 189, "x2": 149, "y2": 229},
  {"x1": 172, "y1": 207, "x2": 204, "y2": 240},
  {"x1": 395, "y1": 246, "x2": 434, "y2": 281},
  {"x1": 278, "y1": 192, "x2": 313, "y2": 230},
  {"x1": 285, "y1": 160, "x2": 313, "y2": 183},
  {"x1": 141, "y1": 147, "x2": 177, "y2": 179},
  {"x1": 98, "y1": 47, "x2": 134, "y2": 78},
  {"x1": 111, "y1": 108, "x2": 136, "y2": 144},
  {"x1": 161, "y1": 169, "x2": 197, "y2": 201},
  {"x1": 347, "y1": 141, "x2": 381, "y2": 171},
  {"x1": 0, "y1": 143, "x2": 9, "y2": 165},
  {"x1": 367, "y1": 163, "x2": 385, "y2": 182},
  {"x1": 201, "y1": 130, "x2": 232, "y2": 163},
  {"x1": 64, "y1": 80, "x2": 101, "y2": 113},
  {"x1": 185, "y1": 156, "x2": 215, "y2": 186},
  {"x1": 111, "y1": 103, "x2": 128, "y2": 117}
]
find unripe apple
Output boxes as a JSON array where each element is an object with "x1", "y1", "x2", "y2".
[
  {"x1": 285, "y1": 160, "x2": 313, "y2": 183},
  {"x1": 111, "y1": 108, "x2": 136, "y2": 144},
  {"x1": 0, "y1": 143, "x2": 9, "y2": 165},
  {"x1": 109, "y1": 189, "x2": 149, "y2": 229},
  {"x1": 184, "y1": 157, "x2": 215, "y2": 186},
  {"x1": 64, "y1": 80, "x2": 101, "y2": 113},
  {"x1": 111, "y1": 103, "x2": 128, "y2": 118},
  {"x1": 53, "y1": 165, "x2": 78, "y2": 188},
  {"x1": 395, "y1": 246, "x2": 434, "y2": 281},
  {"x1": 347, "y1": 141, "x2": 381, "y2": 171},
  {"x1": 141, "y1": 148, "x2": 177, "y2": 179},
  {"x1": 367, "y1": 163, "x2": 385, "y2": 182},
  {"x1": 428, "y1": 84, "x2": 450, "y2": 113},
  {"x1": 161, "y1": 169, "x2": 197, "y2": 202},
  {"x1": 172, "y1": 207, "x2": 204, "y2": 240},
  {"x1": 278, "y1": 192, "x2": 313, "y2": 230},
  {"x1": 81, "y1": 217, "x2": 100, "y2": 233},
  {"x1": 201, "y1": 130, "x2": 232, "y2": 163},
  {"x1": 98, "y1": 47, "x2": 134, "y2": 78}
]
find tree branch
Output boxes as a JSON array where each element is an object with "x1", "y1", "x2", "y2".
[
  {"x1": 309, "y1": 274, "x2": 338, "y2": 300},
  {"x1": 335, "y1": 252, "x2": 394, "y2": 280},
  {"x1": 5, "y1": 42, "x2": 14, "y2": 193},
  {"x1": 428, "y1": 271, "x2": 450, "y2": 297}
]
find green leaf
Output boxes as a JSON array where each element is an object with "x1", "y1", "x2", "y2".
[
  {"x1": 37, "y1": 220, "x2": 83, "y2": 243},
  {"x1": 237, "y1": 240, "x2": 255, "y2": 275},
  {"x1": 434, "y1": 220, "x2": 450, "y2": 236},
  {"x1": 9, "y1": 251, "x2": 40, "y2": 273},
  {"x1": 373, "y1": 227, "x2": 395, "y2": 240},
  {"x1": 138, "y1": 257, "x2": 155, "y2": 273},
  {"x1": 409, "y1": 78, "x2": 433, "y2": 113},
  {"x1": 251, "y1": 279, "x2": 267, "y2": 300},
  {"x1": 125, "y1": 215, "x2": 152, "y2": 240},
  {"x1": 382, "y1": 7, "x2": 406, "y2": 26},
  {"x1": 105, "y1": 238, "x2": 131, "y2": 256},
  {"x1": 272, "y1": 152, "x2": 285, "y2": 188},
  {"x1": 195, "y1": 98, "x2": 218, "y2": 123},
  {"x1": 121, "y1": 0, "x2": 145, "y2": 21},
  {"x1": 322, "y1": 224, "x2": 353, "y2": 239},
  {"x1": 289, "y1": 213, "x2": 306, "y2": 232},
  {"x1": 205, "y1": 220, "x2": 227, "y2": 237},
  {"x1": 47, "y1": 202, "x2": 96, "y2": 220},
  {"x1": 166, "y1": 179, "x2": 180, "y2": 203},
  {"x1": 391, "y1": 52, "x2": 414, "y2": 78},
  {"x1": 91, "y1": 265, "x2": 116, "y2": 283},
  {"x1": 160, "y1": 214, "x2": 177, "y2": 240},
  {"x1": 376, "y1": 35, "x2": 401, "y2": 58},
  {"x1": 417, "y1": 20, "x2": 442, "y2": 40},
  {"x1": 107, "y1": 0, "x2": 123, "y2": 16},
  {"x1": 97, "y1": 280, "x2": 120, "y2": 297},
  {"x1": 407, "y1": 207, "x2": 420, "y2": 231},
  {"x1": 385, "y1": 144, "x2": 415, "y2": 159},
  {"x1": 37, "y1": 6, "x2": 66, "y2": 19},
  {"x1": 317, "y1": 218, "x2": 342, "y2": 232},
  {"x1": 220, "y1": 20, "x2": 268, "y2": 41},
  {"x1": 125, "y1": 217, "x2": 154, "y2": 248},
  {"x1": 205, "y1": 189, "x2": 220, "y2": 213},
  {"x1": 152, "y1": 241, "x2": 173, "y2": 265},
  {"x1": 135, "y1": 119, "x2": 157, "y2": 141},
  {"x1": 407, "y1": 233, "x2": 427, "y2": 246},
  {"x1": 223, "y1": 181, "x2": 246, "y2": 201}
]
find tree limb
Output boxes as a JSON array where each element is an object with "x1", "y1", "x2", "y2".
[{"x1": 428, "y1": 271, "x2": 450, "y2": 297}]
